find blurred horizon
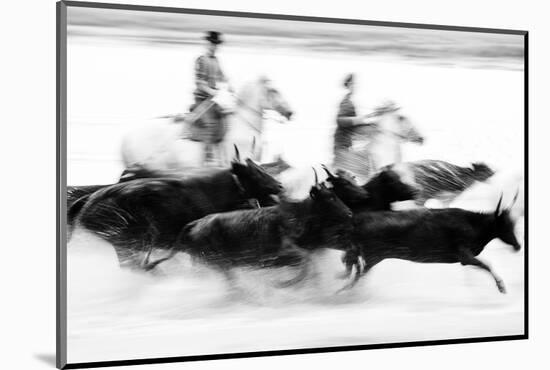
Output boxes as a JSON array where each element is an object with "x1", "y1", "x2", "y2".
[{"x1": 67, "y1": 7, "x2": 524, "y2": 71}]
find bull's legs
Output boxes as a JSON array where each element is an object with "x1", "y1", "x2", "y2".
[
  {"x1": 336, "y1": 256, "x2": 379, "y2": 293},
  {"x1": 141, "y1": 239, "x2": 154, "y2": 268},
  {"x1": 335, "y1": 265, "x2": 354, "y2": 280},
  {"x1": 336, "y1": 246, "x2": 362, "y2": 280},
  {"x1": 114, "y1": 246, "x2": 143, "y2": 270},
  {"x1": 138, "y1": 223, "x2": 160, "y2": 270},
  {"x1": 274, "y1": 237, "x2": 310, "y2": 288},
  {"x1": 139, "y1": 224, "x2": 178, "y2": 271},
  {"x1": 336, "y1": 267, "x2": 364, "y2": 293},
  {"x1": 276, "y1": 260, "x2": 309, "y2": 288},
  {"x1": 142, "y1": 249, "x2": 179, "y2": 272},
  {"x1": 210, "y1": 261, "x2": 245, "y2": 298},
  {"x1": 459, "y1": 247, "x2": 506, "y2": 294}
]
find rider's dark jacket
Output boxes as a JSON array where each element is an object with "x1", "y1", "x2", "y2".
[
  {"x1": 334, "y1": 93, "x2": 357, "y2": 153},
  {"x1": 193, "y1": 54, "x2": 226, "y2": 101}
]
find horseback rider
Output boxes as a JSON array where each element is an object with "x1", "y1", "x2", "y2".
[
  {"x1": 189, "y1": 31, "x2": 231, "y2": 165},
  {"x1": 333, "y1": 73, "x2": 378, "y2": 178}
]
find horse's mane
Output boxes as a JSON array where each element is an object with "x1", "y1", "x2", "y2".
[
  {"x1": 236, "y1": 77, "x2": 267, "y2": 104},
  {"x1": 370, "y1": 101, "x2": 401, "y2": 117}
]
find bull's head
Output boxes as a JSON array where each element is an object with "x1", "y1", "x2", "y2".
[
  {"x1": 231, "y1": 145, "x2": 283, "y2": 205},
  {"x1": 322, "y1": 165, "x2": 369, "y2": 207},
  {"x1": 364, "y1": 168, "x2": 417, "y2": 205},
  {"x1": 310, "y1": 168, "x2": 353, "y2": 221},
  {"x1": 494, "y1": 192, "x2": 522, "y2": 251}
]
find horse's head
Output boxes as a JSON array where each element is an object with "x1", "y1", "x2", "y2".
[
  {"x1": 258, "y1": 77, "x2": 293, "y2": 120},
  {"x1": 235, "y1": 77, "x2": 293, "y2": 121},
  {"x1": 265, "y1": 87, "x2": 293, "y2": 120},
  {"x1": 396, "y1": 113, "x2": 424, "y2": 144},
  {"x1": 230, "y1": 145, "x2": 283, "y2": 204},
  {"x1": 373, "y1": 101, "x2": 424, "y2": 145}
]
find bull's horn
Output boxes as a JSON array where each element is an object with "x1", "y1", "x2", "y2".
[
  {"x1": 312, "y1": 167, "x2": 319, "y2": 186},
  {"x1": 234, "y1": 144, "x2": 241, "y2": 163},
  {"x1": 495, "y1": 193, "x2": 504, "y2": 216},
  {"x1": 321, "y1": 164, "x2": 335, "y2": 179},
  {"x1": 511, "y1": 188, "x2": 520, "y2": 207}
]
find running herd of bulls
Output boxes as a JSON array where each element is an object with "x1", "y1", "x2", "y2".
[{"x1": 67, "y1": 147, "x2": 522, "y2": 294}]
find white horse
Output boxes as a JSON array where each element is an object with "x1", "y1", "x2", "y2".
[
  {"x1": 120, "y1": 77, "x2": 293, "y2": 172},
  {"x1": 336, "y1": 102, "x2": 424, "y2": 181},
  {"x1": 279, "y1": 103, "x2": 424, "y2": 199}
]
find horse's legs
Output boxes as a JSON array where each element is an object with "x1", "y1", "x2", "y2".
[
  {"x1": 215, "y1": 143, "x2": 226, "y2": 166},
  {"x1": 458, "y1": 247, "x2": 506, "y2": 293},
  {"x1": 365, "y1": 144, "x2": 381, "y2": 174},
  {"x1": 202, "y1": 144, "x2": 213, "y2": 165},
  {"x1": 394, "y1": 147, "x2": 403, "y2": 164}
]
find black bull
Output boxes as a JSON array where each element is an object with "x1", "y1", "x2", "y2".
[
  {"x1": 67, "y1": 156, "x2": 291, "y2": 230},
  {"x1": 180, "y1": 175, "x2": 354, "y2": 287},
  {"x1": 323, "y1": 165, "x2": 521, "y2": 294},
  {"x1": 70, "y1": 157, "x2": 283, "y2": 270},
  {"x1": 341, "y1": 198, "x2": 521, "y2": 294},
  {"x1": 322, "y1": 165, "x2": 418, "y2": 277}
]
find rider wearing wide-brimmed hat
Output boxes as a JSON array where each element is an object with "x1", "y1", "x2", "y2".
[
  {"x1": 189, "y1": 31, "x2": 230, "y2": 164},
  {"x1": 193, "y1": 31, "x2": 226, "y2": 102}
]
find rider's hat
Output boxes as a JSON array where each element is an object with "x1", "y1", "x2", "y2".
[{"x1": 205, "y1": 31, "x2": 223, "y2": 44}]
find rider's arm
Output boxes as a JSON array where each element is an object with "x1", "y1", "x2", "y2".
[
  {"x1": 196, "y1": 80, "x2": 218, "y2": 96},
  {"x1": 336, "y1": 98, "x2": 364, "y2": 127},
  {"x1": 337, "y1": 115, "x2": 362, "y2": 127}
]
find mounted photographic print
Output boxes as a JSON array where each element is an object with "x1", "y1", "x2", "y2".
[{"x1": 57, "y1": 1, "x2": 528, "y2": 368}]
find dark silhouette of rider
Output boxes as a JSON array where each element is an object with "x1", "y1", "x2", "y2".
[
  {"x1": 189, "y1": 31, "x2": 229, "y2": 164},
  {"x1": 333, "y1": 73, "x2": 377, "y2": 174}
]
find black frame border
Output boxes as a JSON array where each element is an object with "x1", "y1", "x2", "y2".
[{"x1": 56, "y1": 1, "x2": 529, "y2": 369}]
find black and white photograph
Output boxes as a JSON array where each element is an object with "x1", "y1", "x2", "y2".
[{"x1": 60, "y1": 1, "x2": 526, "y2": 367}]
